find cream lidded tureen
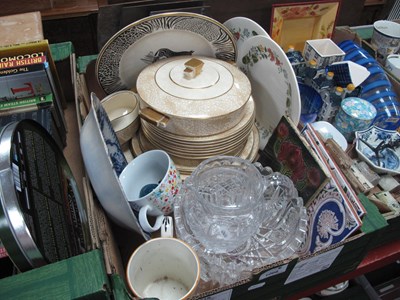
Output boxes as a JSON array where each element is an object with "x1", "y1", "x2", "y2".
[{"x1": 136, "y1": 56, "x2": 252, "y2": 137}]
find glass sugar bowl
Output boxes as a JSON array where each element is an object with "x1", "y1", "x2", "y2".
[{"x1": 183, "y1": 156, "x2": 266, "y2": 254}]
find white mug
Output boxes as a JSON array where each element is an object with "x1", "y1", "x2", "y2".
[
  {"x1": 386, "y1": 54, "x2": 400, "y2": 79},
  {"x1": 371, "y1": 20, "x2": 400, "y2": 61},
  {"x1": 126, "y1": 238, "x2": 200, "y2": 300},
  {"x1": 119, "y1": 150, "x2": 182, "y2": 233}
]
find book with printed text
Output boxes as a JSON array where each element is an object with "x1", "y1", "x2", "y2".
[{"x1": 0, "y1": 40, "x2": 67, "y2": 146}]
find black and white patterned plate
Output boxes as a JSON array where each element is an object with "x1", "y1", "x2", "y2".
[{"x1": 96, "y1": 12, "x2": 237, "y2": 95}]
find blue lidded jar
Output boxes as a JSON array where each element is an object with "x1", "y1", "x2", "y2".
[{"x1": 333, "y1": 97, "x2": 377, "y2": 142}]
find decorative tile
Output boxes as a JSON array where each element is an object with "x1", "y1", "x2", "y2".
[{"x1": 258, "y1": 115, "x2": 330, "y2": 205}]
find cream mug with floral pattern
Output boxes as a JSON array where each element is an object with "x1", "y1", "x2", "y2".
[{"x1": 119, "y1": 150, "x2": 182, "y2": 233}]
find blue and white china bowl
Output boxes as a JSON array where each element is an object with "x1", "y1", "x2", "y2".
[
  {"x1": 355, "y1": 125, "x2": 400, "y2": 175},
  {"x1": 92, "y1": 92, "x2": 128, "y2": 176},
  {"x1": 333, "y1": 97, "x2": 377, "y2": 142},
  {"x1": 80, "y1": 93, "x2": 145, "y2": 236}
]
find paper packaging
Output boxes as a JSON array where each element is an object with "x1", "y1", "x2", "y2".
[{"x1": 0, "y1": 12, "x2": 44, "y2": 47}]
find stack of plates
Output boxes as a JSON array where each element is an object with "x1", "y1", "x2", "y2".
[
  {"x1": 130, "y1": 97, "x2": 259, "y2": 176},
  {"x1": 133, "y1": 126, "x2": 259, "y2": 176},
  {"x1": 140, "y1": 98, "x2": 255, "y2": 160}
]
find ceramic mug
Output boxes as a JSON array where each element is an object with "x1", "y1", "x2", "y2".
[
  {"x1": 371, "y1": 20, "x2": 400, "y2": 61},
  {"x1": 126, "y1": 237, "x2": 200, "y2": 300},
  {"x1": 385, "y1": 54, "x2": 400, "y2": 79},
  {"x1": 119, "y1": 150, "x2": 182, "y2": 232}
]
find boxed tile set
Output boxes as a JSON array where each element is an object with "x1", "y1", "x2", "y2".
[{"x1": 0, "y1": 7, "x2": 399, "y2": 300}]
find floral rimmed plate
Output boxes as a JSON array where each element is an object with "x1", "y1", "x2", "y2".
[
  {"x1": 355, "y1": 125, "x2": 400, "y2": 175},
  {"x1": 237, "y1": 35, "x2": 301, "y2": 149},
  {"x1": 96, "y1": 12, "x2": 237, "y2": 95},
  {"x1": 223, "y1": 16, "x2": 270, "y2": 55},
  {"x1": 271, "y1": 1, "x2": 340, "y2": 52}
]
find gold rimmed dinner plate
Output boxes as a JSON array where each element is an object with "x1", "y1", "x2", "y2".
[
  {"x1": 141, "y1": 115, "x2": 254, "y2": 148},
  {"x1": 141, "y1": 120, "x2": 251, "y2": 154},
  {"x1": 142, "y1": 126, "x2": 247, "y2": 159},
  {"x1": 141, "y1": 118, "x2": 253, "y2": 150},
  {"x1": 140, "y1": 97, "x2": 255, "y2": 144},
  {"x1": 131, "y1": 125, "x2": 259, "y2": 175}
]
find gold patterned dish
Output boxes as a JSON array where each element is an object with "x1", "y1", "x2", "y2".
[
  {"x1": 137, "y1": 55, "x2": 251, "y2": 137},
  {"x1": 96, "y1": 12, "x2": 237, "y2": 95}
]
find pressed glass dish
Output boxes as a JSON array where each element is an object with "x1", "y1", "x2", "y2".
[
  {"x1": 174, "y1": 162, "x2": 308, "y2": 286},
  {"x1": 183, "y1": 156, "x2": 266, "y2": 253}
]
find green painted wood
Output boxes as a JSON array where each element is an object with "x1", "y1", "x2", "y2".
[
  {"x1": 0, "y1": 249, "x2": 110, "y2": 299},
  {"x1": 110, "y1": 274, "x2": 131, "y2": 300}
]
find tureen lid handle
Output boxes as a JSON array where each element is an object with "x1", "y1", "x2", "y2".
[{"x1": 183, "y1": 58, "x2": 204, "y2": 79}]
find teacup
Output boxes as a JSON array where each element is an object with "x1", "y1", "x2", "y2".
[
  {"x1": 101, "y1": 90, "x2": 140, "y2": 146},
  {"x1": 119, "y1": 150, "x2": 182, "y2": 233},
  {"x1": 126, "y1": 237, "x2": 200, "y2": 300}
]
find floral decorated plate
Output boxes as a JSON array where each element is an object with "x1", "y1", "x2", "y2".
[
  {"x1": 355, "y1": 125, "x2": 400, "y2": 175},
  {"x1": 96, "y1": 12, "x2": 237, "y2": 94},
  {"x1": 237, "y1": 35, "x2": 301, "y2": 149},
  {"x1": 223, "y1": 16, "x2": 270, "y2": 55}
]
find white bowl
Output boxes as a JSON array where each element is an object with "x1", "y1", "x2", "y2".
[
  {"x1": 355, "y1": 125, "x2": 400, "y2": 175},
  {"x1": 310, "y1": 121, "x2": 348, "y2": 151},
  {"x1": 80, "y1": 93, "x2": 145, "y2": 236}
]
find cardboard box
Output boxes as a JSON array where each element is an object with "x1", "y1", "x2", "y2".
[
  {"x1": 50, "y1": 42, "x2": 75, "y2": 103},
  {"x1": 2, "y1": 33, "x2": 398, "y2": 299},
  {"x1": 0, "y1": 12, "x2": 44, "y2": 46}
]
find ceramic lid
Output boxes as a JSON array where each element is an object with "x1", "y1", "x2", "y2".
[
  {"x1": 136, "y1": 56, "x2": 251, "y2": 120},
  {"x1": 341, "y1": 97, "x2": 377, "y2": 120}
]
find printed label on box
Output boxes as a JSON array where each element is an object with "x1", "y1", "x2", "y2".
[
  {"x1": 201, "y1": 289, "x2": 233, "y2": 300},
  {"x1": 284, "y1": 246, "x2": 343, "y2": 284},
  {"x1": 248, "y1": 282, "x2": 266, "y2": 291},
  {"x1": 259, "y1": 264, "x2": 288, "y2": 281}
]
